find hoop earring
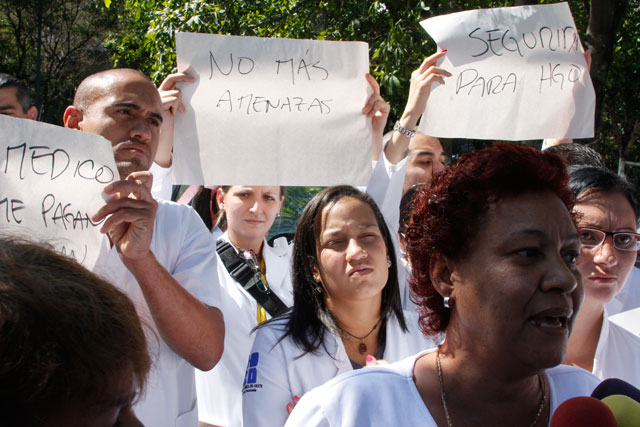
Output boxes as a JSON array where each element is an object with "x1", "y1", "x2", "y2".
[{"x1": 443, "y1": 296, "x2": 454, "y2": 309}]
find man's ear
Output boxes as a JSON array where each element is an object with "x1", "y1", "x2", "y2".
[
  {"x1": 429, "y1": 254, "x2": 456, "y2": 299},
  {"x1": 26, "y1": 106, "x2": 38, "y2": 121},
  {"x1": 63, "y1": 105, "x2": 83, "y2": 130}
]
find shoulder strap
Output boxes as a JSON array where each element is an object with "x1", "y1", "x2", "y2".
[{"x1": 216, "y1": 240, "x2": 289, "y2": 317}]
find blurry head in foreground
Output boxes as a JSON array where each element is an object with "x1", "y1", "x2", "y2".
[{"x1": 0, "y1": 238, "x2": 150, "y2": 426}]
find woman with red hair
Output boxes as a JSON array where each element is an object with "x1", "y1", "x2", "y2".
[{"x1": 286, "y1": 143, "x2": 601, "y2": 427}]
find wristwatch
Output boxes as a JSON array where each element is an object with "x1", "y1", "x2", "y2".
[{"x1": 393, "y1": 120, "x2": 416, "y2": 138}]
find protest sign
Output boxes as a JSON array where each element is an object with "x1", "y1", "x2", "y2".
[
  {"x1": 0, "y1": 115, "x2": 117, "y2": 267},
  {"x1": 174, "y1": 32, "x2": 371, "y2": 186},
  {"x1": 419, "y1": 2, "x2": 595, "y2": 140}
]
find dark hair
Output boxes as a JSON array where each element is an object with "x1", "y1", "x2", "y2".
[
  {"x1": 215, "y1": 185, "x2": 286, "y2": 232},
  {"x1": 405, "y1": 143, "x2": 575, "y2": 337},
  {"x1": 283, "y1": 185, "x2": 406, "y2": 355},
  {"x1": 192, "y1": 186, "x2": 219, "y2": 231},
  {"x1": 545, "y1": 143, "x2": 606, "y2": 168},
  {"x1": 0, "y1": 238, "x2": 151, "y2": 424},
  {"x1": 569, "y1": 165, "x2": 640, "y2": 225},
  {"x1": 0, "y1": 73, "x2": 32, "y2": 112},
  {"x1": 399, "y1": 184, "x2": 423, "y2": 236}
]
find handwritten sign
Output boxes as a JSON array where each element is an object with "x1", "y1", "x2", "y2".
[
  {"x1": 174, "y1": 32, "x2": 371, "y2": 186},
  {"x1": 419, "y1": 2, "x2": 595, "y2": 140},
  {"x1": 0, "y1": 115, "x2": 117, "y2": 267}
]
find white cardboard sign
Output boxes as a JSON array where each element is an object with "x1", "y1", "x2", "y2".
[
  {"x1": 0, "y1": 115, "x2": 117, "y2": 267},
  {"x1": 419, "y1": 2, "x2": 595, "y2": 140},
  {"x1": 174, "y1": 32, "x2": 372, "y2": 186}
]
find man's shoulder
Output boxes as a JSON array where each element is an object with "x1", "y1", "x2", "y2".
[{"x1": 155, "y1": 200, "x2": 207, "y2": 232}]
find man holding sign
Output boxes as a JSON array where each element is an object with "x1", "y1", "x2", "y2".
[{"x1": 63, "y1": 68, "x2": 225, "y2": 427}]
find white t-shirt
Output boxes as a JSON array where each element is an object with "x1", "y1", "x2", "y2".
[
  {"x1": 243, "y1": 311, "x2": 438, "y2": 427},
  {"x1": 149, "y1": 162, "x2": 173, "y2": 201},
  {"x1": 93, "y1": 201, "x2": 220, "y2": 427},
  {"x1": 607, "y1": 267, "x2": 640, "y2": 316},
  {"x1": 285, "y1": 350, "x2": 600, "y2": 427},
  {"x1": 593, "y1": 307, "x2": 640, "y2": 388}
]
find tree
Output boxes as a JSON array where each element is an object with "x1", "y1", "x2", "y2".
[
  {"x1": 0, "y1": 0, "x2": 123, "y2": 124},
  {"x1": 108, "y1": 0, "x2": 639, "y2": 183}
]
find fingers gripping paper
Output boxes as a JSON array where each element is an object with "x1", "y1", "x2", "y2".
[
  {"x1": 419, "y1": 2, "x2": 595, "y2": 141},
  {"x1": 0, "y1": 115, "x2": 117, "y2": 268},
  {"x1": 174, "y1": 32, "x2": 371, "y2": 186}
]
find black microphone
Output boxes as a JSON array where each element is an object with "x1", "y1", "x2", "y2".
[{"x1": 591, "y1": 378, "x2": 640, "y2": 403}]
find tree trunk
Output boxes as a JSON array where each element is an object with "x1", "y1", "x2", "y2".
[{"x1": 584, "y1": 0, "x2": 628, "y2": 136}]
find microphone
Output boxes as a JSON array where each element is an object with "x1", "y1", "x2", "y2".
[
  {"x1": 591, "y1": 378, "x2": 640, "y2": 403},
  {"x1": 550, "y1": 396, "x2": 617, "y2": 427},
  {"x1": 601, "y1": 395, "x2": 640, "y2": 427}
]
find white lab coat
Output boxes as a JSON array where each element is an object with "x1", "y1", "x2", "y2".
[
  {"x1": 242, "y1": 311, "x2": 439, "y2": 427},
  {"x1": 592, "y1": 306, "x2": 640, "y2": 388},
  {"x1": 284, "y1": 351, "x2": 600, "y2": 427},
  {"x1": 196, "y1": 232, "x2": 294, "y2": 426},
  {"x1": 195, "y1": 150, "x2": 409, "y2": 426}
]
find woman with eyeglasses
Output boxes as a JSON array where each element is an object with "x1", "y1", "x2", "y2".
[{"x1": 564, "y1": 165, "x2": 640, "y2": 387}]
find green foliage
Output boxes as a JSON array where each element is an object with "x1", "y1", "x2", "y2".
[
  {"x1": 595, "y1": 0, "x2": 640, "y2": 185},
  {"x1": 269, "y1": 186, "x2": 324, "y2": 237},
  {"x1": 0, "y1": 0, "x2": 125, "y2": 123},
  {"x1": 110, "y1": 0, "x2": 436, "y2": 120}
]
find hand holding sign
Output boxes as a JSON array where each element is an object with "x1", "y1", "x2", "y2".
[
  {"x1": 0, "y1": 115, "x2": 117, "y2": 267},
  {"x1": 418, "y1": 2, "x2": 595, "y2": 141},
  {"x1": 92, "y1": 171, "x2": 157, "y2": 265}
]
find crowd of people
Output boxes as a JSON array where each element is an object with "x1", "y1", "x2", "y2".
[{"x1": 0, "y1": 34, "x2": 639, "y2": 427}]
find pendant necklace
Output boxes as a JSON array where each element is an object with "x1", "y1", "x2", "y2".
[
  {"x1": 335, "y1": 317, "x2": 382, "y2": 354},
  {"x1": 436, "y1": 346, "x2": 546, "y2": 427}
]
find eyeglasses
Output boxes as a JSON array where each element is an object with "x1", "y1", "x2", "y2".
[{"x1": 578, "y1": 227, "x2": 640, "y2": 252}]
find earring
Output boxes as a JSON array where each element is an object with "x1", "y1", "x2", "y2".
[
  {"x1": 313, "y1": 274, "x2": 321, "y2": 283},
  {"x1": 386, "y1": 257, "x2": 392, "y2": 268},
  {"x1": 443, "y1": 296, "x2": 454, "y2": 309}
]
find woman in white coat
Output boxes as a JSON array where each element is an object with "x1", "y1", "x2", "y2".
[
  {"x1": 196, "y1": 74, "x2": 402, "y2": 427},
  {"x1": 563, "y1": 165, "x2": 640, "y2": 387},
  {"x1": 196, "y1": 184, "x2": 293, "y2": 427},
  {"x1": 242, "y1": 185, "x2": 438, "y2": 427}
]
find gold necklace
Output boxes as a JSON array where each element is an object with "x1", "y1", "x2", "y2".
[
  {"x1": 334, "y1": 317, "x2": 382, "y2": 354},
  {"x1": 435, "y1": 347, "x2": 546, "y2": 427}
]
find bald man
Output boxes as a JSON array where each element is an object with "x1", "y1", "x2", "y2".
[
  {"x1": 63, "y1": 69, "x2": 224, "y2": 427},
  {"x1": 0, "y1": 73, "x2": 38, "y2": 120}
]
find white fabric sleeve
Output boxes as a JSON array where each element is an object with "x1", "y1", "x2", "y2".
[
  {"x1": 150, "y1": 162, "x2": 173, "y2": 201},
  {"x1": 242, "y1": 324, "x2": 293, "y2": 427},
  {"x1": 284, "y1": 393, "x2": 331, "y2": 427},
  {"x1": 169, "y1": 204, "x2": 220, "y2": 307},
  {"x1": 361, "y1": 149, "x2": 408, "y2": 237}
]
